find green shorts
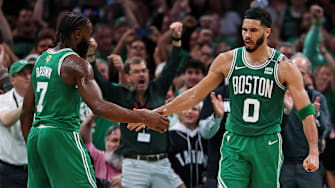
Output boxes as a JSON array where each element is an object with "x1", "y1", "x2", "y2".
[
  {"x1": 218, "y1": 131, "x2": 283, "y2": 188},
  {"x1": 27, "y1": 126, "x2": 97, "y2": 188}
]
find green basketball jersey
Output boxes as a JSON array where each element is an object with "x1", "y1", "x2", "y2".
[
  {"x1": 226, "y1": 47, "x2": 286, "y2": 136},
  {"x1": 32, "y1": 48, "x2": 81, "y2": 131}
]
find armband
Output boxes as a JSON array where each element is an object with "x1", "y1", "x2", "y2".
[{"x1": 297, "y1": 103, "x2": 315, "y2": 120}]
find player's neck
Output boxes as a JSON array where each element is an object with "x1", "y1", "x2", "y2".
[
  {"x1": 245, "y1": 45, "x2": 271, "y2": 66},
  {"x1": 55, "y1": 43, "x2": 73, "y2": 51}
]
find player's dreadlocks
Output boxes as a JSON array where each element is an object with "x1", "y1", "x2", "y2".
[{"x1": 55, "y1": 12, "x2": 90, "y2": 44}]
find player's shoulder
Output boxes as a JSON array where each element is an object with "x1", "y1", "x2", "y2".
[
  {"x1": 218, "y1": 49, "x2": 235, "y2": 58},
  {"x1": 278, "y1": 56, "x2": 294, "y2": 71},
  {"x1": 65, "y1": 54, "x2": 87, "y2": 63},
  {"x1": 62, "y1": 54, "x2": 91, "y2": 76},
  {"x1": 214, "y1": 49, "x2": 235, "y2": 64}
]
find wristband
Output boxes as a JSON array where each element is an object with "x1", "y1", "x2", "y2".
[
  {"x1": 171, "y1": 36, "x2": 181, "y2": 41},
  {"x1": 297, "y1": 103, "x2": 315, "y2": 120}
]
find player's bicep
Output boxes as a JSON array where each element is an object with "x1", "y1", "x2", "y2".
[
  {"x1": 76, "y1": 63, "x2": 105, "y2": 110},
  {"x1": 192, "y1": 71, "x2": 223, "y2": 99},
  {"x1": 208, "y1": 50, "x2": 234, "y2": 78},
  {"x1": 284, "y1": 63, "x2": 311, "y2": 110}
]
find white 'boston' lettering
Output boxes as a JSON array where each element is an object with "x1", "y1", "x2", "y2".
[
  {"x1": 232, "y1": 76, "x2": 239, "y2": 95},
  {"x1": 36, "y1": 66, "x2": 52, "y2": 79},
  {"x1": 231, "y1": 75, "x2": 274, "y2": 98}
]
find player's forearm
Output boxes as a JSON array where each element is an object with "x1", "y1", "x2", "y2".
[
  {"x1": 302, "y1": 115, "x2": 319, "y2": 155},
  {"x1": 20, "y1": 109, "x2": 34, "y2": 143},
  {"x1": 158, "y1": 87, "x2": 203, "y2": 116},
  {"x1": 93, "y1": 102, "x2": 145, "y2": 124}
]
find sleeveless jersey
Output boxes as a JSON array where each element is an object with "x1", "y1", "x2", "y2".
[
  {"x1": 32, "y1": 48, "x2": 81, "y2": 131},
  {"x1": 226, "y1": 47, "x2": 286, "y2": 136}
]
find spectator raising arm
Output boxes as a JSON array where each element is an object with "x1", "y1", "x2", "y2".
[
  {"x1": 199, "y1": 92, "x2": 224, "y2": 139},
  {"x1": 0, "y1": 0, "x2": 13, "y2": 48}
]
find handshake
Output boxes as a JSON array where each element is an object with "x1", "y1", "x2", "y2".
[{"x1": 127, "y1": 108, "x2": 169, "y2": 133}]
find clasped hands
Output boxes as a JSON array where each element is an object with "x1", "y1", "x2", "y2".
[{"x1": 127, "y1": 108, "x2": 168, "y2": 133}]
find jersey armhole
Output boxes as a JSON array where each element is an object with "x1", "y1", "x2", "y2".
[
  {"x1": 274, "y1": 54, "x2": 286, "y2": 91},
  {"x1": 226, "y1": 49, "x2": 238, "y2": 81},
  {"x1": 58, "y1": 52, "x2": 79, "y2": 77}
]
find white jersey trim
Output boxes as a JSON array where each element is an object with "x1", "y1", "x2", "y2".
[
  {"x1": 242, "y1": 47, "x2": 275, "y2": 69},
  {"x1": 226, "y1": 49, "x2": 238, "y2": 81},
  {"x1": 47, "y1": 48, "x2": 73, "y2": 54},
  {"x1": 217, "y1": 131, "x2": 229, "y2": 188},
  {"x1": 73, "y1": 132, "x2": 97, "y2": 188},
  {"x1": 274, "y1": 54, "x2": 286, "y2": 91},
  {"x1": 276, "y1": 132, "x2": 283, "y2": 188}
]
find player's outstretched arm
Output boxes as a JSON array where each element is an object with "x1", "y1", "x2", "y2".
[
  {"x1": 155, "y1": 51, "x2": 233, "y2": 116},
  {"x1": 279, "y1": 60, "x2": 319, "y2": 172},
  {"x1": 128, "y1": 51, "x2": 233, "y2": 132},
  {"x1": 20, "y1": 81, "x2": 35, "y2": 142},
  {"x1": 61, "y1": 55, "x2": 169, "y2": 133}
]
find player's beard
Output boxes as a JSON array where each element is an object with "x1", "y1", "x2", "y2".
[
  {"x1": 105, "y1": 150, "x2": 123, "y2": 170},
  {"x1": 76, "y1": 38, "x2": 90, "y2": 58},
  {"x1": 245, "y1": 34, "x2": 264, "y2": 53}
]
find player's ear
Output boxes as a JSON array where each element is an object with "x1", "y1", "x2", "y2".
[
  {"x1": 265, "y1": 28, "x2": 271, "y2": 38},
  {"x1": 73, "y1": 29, "x2": 81, "y2": 40}
]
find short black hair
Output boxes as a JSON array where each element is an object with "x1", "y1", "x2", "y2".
[
  {"x1": 55, "y1": 12, "x2": 90, "y2": 44},
  {"x1": 244, "y1": 8, "x2": 272, "y2": 28},
  {"x1": 35, "y1": 34, "x2": 54, "y2": 46},
  {"x1": 181, "y1": 58, "x2": 206, "y2": 74}
]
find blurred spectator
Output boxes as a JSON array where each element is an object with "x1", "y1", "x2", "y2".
[
  {"x1": 168, "y1": 103, "x2": 207, "y2": 188},
  {"x1": 214, "y1": 41, "x2": 232, "y2": 57},
  {"x1": 80, "y1": 113, "x2": 122, "y2": 184},
  {"x1": 319, "y1": 36, "x2": 335, "y2": 119},
  {"x1": 33, "y1": 34, "x2": 54, "y2": 55},
  {"x1": 177, "y1": 58, "x2": 205, "y2": 95},
  {"x1": 198, "y1": 28, "x2": 213, "y2": 47},
  {"x1": 219, "y1": 0, "x2": 242, "y2": 44},
  {"x1": 126, "y1": 39, "x2": 147, "y2": 60},
  {"x1": 94, "y1": 24, "x2": 113, "y2": 59},
  {"x1": 277, "y1": 42, "x2": 296, "y2": 59},
  {"x1": 0, "y1": 0, "x2": 13, "y2": 47},
  {"x1": 303, "y1": 4, "x2": 327, "y2": 72},
  {"x1": 111, "y1": 22, "x2": 132, "y2": 47},
  {"x1": 91, "y1": 22, "x2": 184, "y2": 188},
  {"x1": 314, "y1": 65, "x2": 335, "y2": 117},
  {"x1": 0, "y1": 45, "x2": 12, "y2": 92},
  {"x1": 198, "y1": 86, "x2": 230, "y2": 188},
  {"x1": 96, "y1": 58, "x2": 109, "y2": 80},
  {"x1": 280, "y1": 0, "x2": 306, "y2": 41},
  {"x1": 0, "y1": 59, "x2": 33, "y2": 188},
  {"x1": 280, "y1": 54, "x2": 330, "y2": 188},
  {"x1": 199, "y1": 13, "x2": 221, "y2": 43},
  {"x1": 198, "y1": 43, "x2": 213, "y2": 73},
  {"x1": 13, "y1": 8, "x2": 38, "y2": 58},
  {"x1": 189, "y1": 28, "x2": 213, "y2": 62}
]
